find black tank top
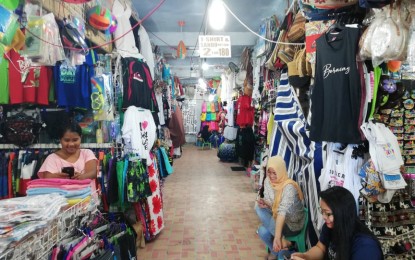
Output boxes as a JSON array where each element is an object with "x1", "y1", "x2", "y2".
[{"x1": 310, "y1": 26, "x2": 363, "y2": 144}]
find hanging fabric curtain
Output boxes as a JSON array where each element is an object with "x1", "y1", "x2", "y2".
[{"x1": 269, "y1": 72, "x2": 323, "y2": 245}]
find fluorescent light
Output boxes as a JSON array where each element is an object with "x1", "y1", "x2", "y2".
[
  {"x1": 209, "y1": 0, "x2": 226, "y2": 30},
  {"x1": 202, "y1": 62, "x2": 209, "y2": 70}
]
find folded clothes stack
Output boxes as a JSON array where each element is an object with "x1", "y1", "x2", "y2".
[
  {"x1": 27, "y1": 179, "x2": 92, "y2": 206},
  {"x1": 0, "y1": 194, "x2": 67, "y2": 254}
]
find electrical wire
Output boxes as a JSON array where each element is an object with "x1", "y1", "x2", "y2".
[
  {"x1": 24, "y1": 0, "x2": 166, "y2": 52},
  {"x1": 149, "y1": 31, "x2": 176, "y2": 50},
  {"x1": 190, "y1": 0, "x2": 210, "y2": 67},
  {"x1": 222, "y1": 0, "x2": 305, "y2": 46}
]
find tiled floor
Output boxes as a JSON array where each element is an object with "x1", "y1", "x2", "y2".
[{"x1": 137, "y1": 145, "x2": 267, "y2": 260}]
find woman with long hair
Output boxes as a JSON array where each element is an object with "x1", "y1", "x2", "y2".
[{"x1": 291, "y1": 186, "x2": 383, "y2": 260}]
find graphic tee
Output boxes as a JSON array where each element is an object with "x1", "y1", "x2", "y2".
[
  {"x1": 310, "y1": 27, "x2": 362, "y2": 143},
  {"x1": 8, "y1": 50, "x2": 51, "y2": 105},
  {"x1": 122, "y1": 106, "x2": 157, "y2": 165},
  {"x1": 54, "y1": 61, "x2": 92, "y2": 109}
]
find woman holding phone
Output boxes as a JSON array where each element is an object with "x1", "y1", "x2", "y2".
[
  {"x1": 255, "y1": 155, "x2": 305, "y2": 260},
  {"x1": 38, "y1": 121, "x2": 98, "y2": 180}
]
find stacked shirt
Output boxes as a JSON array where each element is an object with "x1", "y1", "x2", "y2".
[
  {"x1": 27, "y1": 179, "x2": 92, "y2": 206},
  {"x1": 0, "y1": 194, "x2": 67, "y2": 254}
]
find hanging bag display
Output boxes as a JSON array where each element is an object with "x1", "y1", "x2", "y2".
[{"x1": 301, "y1": 0, "x2": 358, "y2": 9}]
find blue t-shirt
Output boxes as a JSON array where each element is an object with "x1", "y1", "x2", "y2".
[
  {"x1": 54, "y1": 62, "x2": 92, "y2": 109},
  {"x1": 319, "y1": 224, "x2": 382, "y2": 260}
]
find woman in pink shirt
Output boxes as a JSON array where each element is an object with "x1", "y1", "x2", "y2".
[{"x1": 38, "y1": 122, "x2": 98, "y2": 180}]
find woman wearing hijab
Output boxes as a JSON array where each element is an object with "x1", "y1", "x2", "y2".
[{"x1": 255, "y1": 155, "x2": 305, "y2": 260}]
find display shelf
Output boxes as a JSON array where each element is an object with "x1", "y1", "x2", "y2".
[
  {"x1": 0, "y1": 143, "x2": 113, "y2": 149},
  {"x1": 0, "y1": 193, "x2": 99, "y2": 260}
]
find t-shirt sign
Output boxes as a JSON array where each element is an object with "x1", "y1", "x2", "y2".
[{"x1": 199, "y1": 35, "x2": 231, "y2": 58}]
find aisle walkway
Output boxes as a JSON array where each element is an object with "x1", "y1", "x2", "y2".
[{"x1": 137, "y1": 145, "x2": 267, "y2": 260}]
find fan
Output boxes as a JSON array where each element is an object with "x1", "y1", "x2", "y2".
[{"x1": 228, "y1": 62, "x2": 240, "y2": 73}]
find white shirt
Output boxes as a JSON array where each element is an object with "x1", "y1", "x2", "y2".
[
  {"x1": 122, "y1": 106, "x2": 156, "y2": 165},
  {"x1": 112, "y1": 0, "x2": 142, "y2": 59},
  {"x1": 138, "y1": 25, "x2": 155, "y2": 79}
]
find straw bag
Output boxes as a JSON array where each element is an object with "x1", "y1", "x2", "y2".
[
  {"x1": 296, "y1": 48, "x2": 312, "y2": 77},
  {"x1": 287, "y1": 12, "x2": 306, "y2": 43},
  {"x1": 288, "y1": 49, "x2": 311, "y2": 89}
]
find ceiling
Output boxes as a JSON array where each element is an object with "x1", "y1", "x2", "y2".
[{"x1": 134, "y1": 0, "x2": 291, "y2": 84}]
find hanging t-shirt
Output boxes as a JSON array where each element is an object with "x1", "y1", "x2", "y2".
[
  {"x1": 122, "y1": 58, "x2": 158, "y2": 112},
  {"x1": 112, "y1": 0, "x2": 141, "y2": 58},
  {"x1": 138, "y1": 25, "x2": 155, "y2": 79},
  {"x1": 236, "y1": 95, "x2": 254, "y2": 127},
  {"x1": 310, "y1": 27, "x2": 363, "y2": 143},
  {"x1": 54, "y1": 62, "x2": 92, "y2": 109},
  {"x1": 8, "y1": 50, "x2": 51, "y2": 105},
  {"x1": 155, "y1": 92, "x2": 165, "y2": 125},
  {"x1": 0, "y1": 56, "x2": 9, "y2": 104},
  {"x1": 122, "y1": 106, "x2": 157, "y2": 165}
]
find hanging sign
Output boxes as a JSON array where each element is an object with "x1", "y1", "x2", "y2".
[{"x1": 199, "y1": 35, "x2": 231, "y2": 58}]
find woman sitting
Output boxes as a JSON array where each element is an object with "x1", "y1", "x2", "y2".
[
  {"x1": 197, "y1": 125, "x2": 211, "y2": 143},
  {"x1": 38, "y1": 121, "x2": 98, "y2": 180},
  {"x1": 291, "y1": 186, "x2": 383, "y2": 260},
  {"x1": 255, "y1": 155, "x2": 305, "y2": 260}
]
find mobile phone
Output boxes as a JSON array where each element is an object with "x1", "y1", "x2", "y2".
[{"x1": 62, "y1": 166, "x2": 75, "y2": 178}]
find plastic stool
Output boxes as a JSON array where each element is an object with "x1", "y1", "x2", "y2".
[
  {"x1": 285, "y1": 208, "x2": 308, "y2": 253},
  {"x1": 201, "y1": 141, "x2": 211, "y2": 149}
]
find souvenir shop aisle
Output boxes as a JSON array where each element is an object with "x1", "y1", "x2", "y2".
[{"x1": 137, "y1": 145, "x2": 267, "y2": 260}]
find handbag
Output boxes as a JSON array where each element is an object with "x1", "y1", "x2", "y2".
[
  {"x1": 287, "y1": 12, "x2": 306, "y2": 43},
  {"x1": 200, "y1": 113, "x2": 206, "y2": 121},
  {"x1": 288, "y1": 49, "x2": 311, "y2": 89}
]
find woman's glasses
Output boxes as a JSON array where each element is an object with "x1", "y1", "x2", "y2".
[{"x1": 318, "y1": 207, "x2": 333, "y2": 218}]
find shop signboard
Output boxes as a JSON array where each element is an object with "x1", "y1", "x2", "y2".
[{"x1": 199, "y1": 35, "x2": 231, "y2": 58}]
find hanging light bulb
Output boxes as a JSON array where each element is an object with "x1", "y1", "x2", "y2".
[
  {"x1": 202, "y1": 62, "x2": 209, "y2": 70},
  {"x1": 209, "y1": 0, "x2": 226, "y2": 30}
]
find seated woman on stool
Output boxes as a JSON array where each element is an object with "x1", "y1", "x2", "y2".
[
  {"x1": 255, "y1": 155, "x2": 305, "y2": 260},
  {"x1": 197, "y1": 125, "x2": 211, "y2": 143},
  {"x1": 291, "y1": 186, "x2": 383, "y2": 260}
]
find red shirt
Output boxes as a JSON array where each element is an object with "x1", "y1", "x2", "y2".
[
  {"x1": 8, "y1": 50, "x2": 51, "y2": 105},
  {"x1": 236, "y1": 95, "x2": 254, "y2": 127}
]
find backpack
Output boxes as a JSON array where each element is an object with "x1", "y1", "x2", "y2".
[
  {"x1": 359, "y1": 0, "x2": 391, "y2": 8},
  {"x1": 1, "y1": 113, "x2": 42, "y2": 147}
]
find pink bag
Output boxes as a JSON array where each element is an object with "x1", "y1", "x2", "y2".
[{"x1": 202, "y1": 101, "x2": 207, "y2": 113}]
